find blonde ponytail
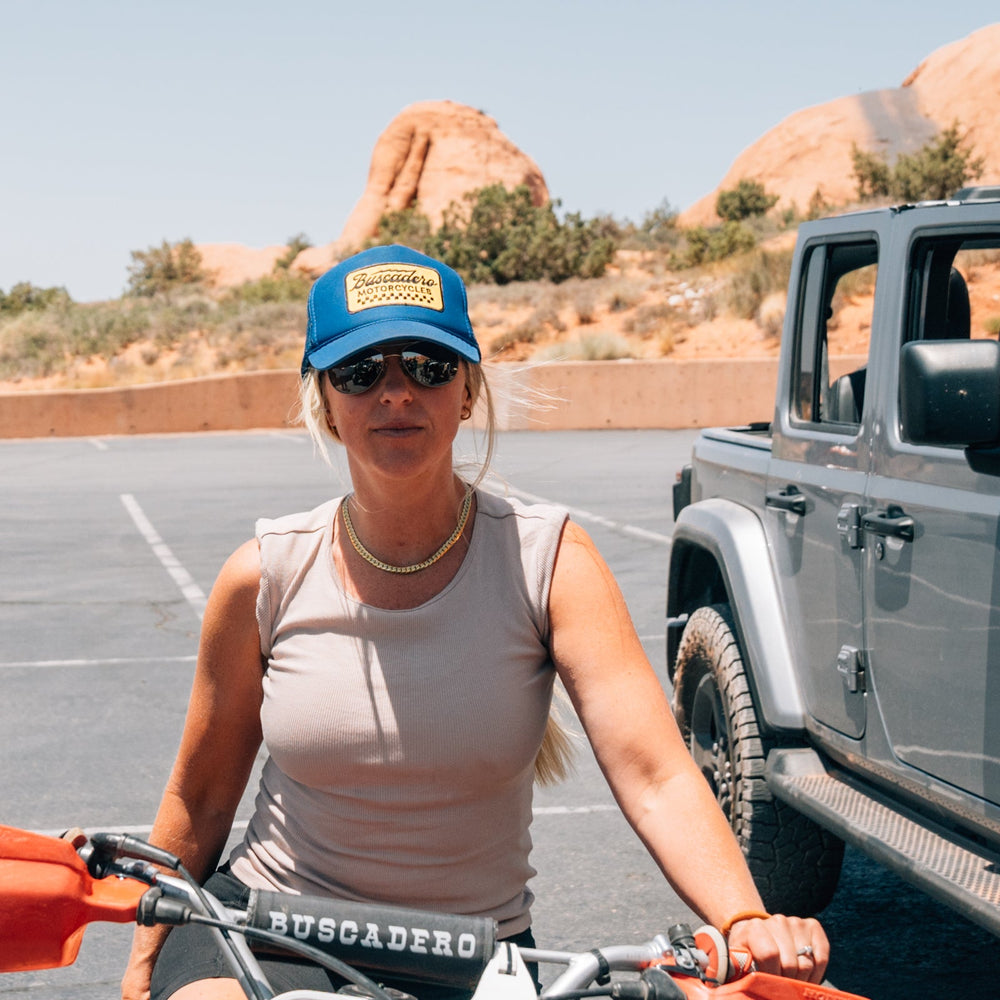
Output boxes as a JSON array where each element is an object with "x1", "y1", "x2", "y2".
[{"x1": 534, "y1": 688, "x2": 577, "y2": 785}]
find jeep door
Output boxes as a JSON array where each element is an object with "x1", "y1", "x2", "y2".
[
  {"x1": 864, "y1": 227, "x2": 1000, "y2": 804},
  {"x1": 767, "y1": 227, "x2": 881, "y2": 739}
]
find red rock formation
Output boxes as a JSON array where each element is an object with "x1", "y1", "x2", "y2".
[
  {"x1": 679, "y1": 23, "x2": 1000, "y2": 227},
  {"x1": 905, "y1": 24, "x2": 1000, "y2": 179},
  {"x1": 295, "y1": 100, "x2": 549, "y2": 276},
  {"x1": 197, "y1": 101, "x2": 548, "y2": 287},
  {"x1": 195, "y1": 244, "x2": 289, "y2": 288}
]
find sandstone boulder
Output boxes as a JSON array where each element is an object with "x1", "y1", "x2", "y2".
[
  {"x1": 194, "y1": 243, "x2": 289, "y2": 289},
  {"x1": 679, "y1": 23, "x2": 1000, "y2": 226},
  {"x1": 295, "y1": 100, "x2": 549, "y2": 276},
  {"x1": 197, "y1": 101, "x2": 547, "y2": 288},
  {"x1": 905, "y1": 23, "x2": 1000, "y2": 181}
]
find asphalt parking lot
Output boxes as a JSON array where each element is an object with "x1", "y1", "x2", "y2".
[{"x1": 0, "y1": 428, "x2": 995, "y2": 999}]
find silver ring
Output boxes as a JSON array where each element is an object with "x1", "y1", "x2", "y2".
[{"x1": 796, "y1": 946, "x2": 814, "y2": 958}]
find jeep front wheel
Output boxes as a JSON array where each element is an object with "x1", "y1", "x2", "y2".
[{"x1": 672, "y1": 604, "x2": 844, "y2": 916}]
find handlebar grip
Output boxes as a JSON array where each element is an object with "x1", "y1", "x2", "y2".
[
  {"x1": 245, "y1": 890, "x2": 497, "y2": 990},
  {"x1": 86, "y1": 832, "x2": 181, "y2": 876}
]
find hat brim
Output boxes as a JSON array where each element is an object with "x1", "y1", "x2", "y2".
[{"x1": 303, "y1": 319, "x2": 481, "y2": 374}]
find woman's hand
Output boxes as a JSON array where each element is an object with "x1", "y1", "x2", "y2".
[{"x1": 727, "y1": 913, "x2": 829, "y2": 984}]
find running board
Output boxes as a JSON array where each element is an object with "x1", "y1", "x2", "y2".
[{"x1": 766, "y1": 748, "x2": 1000, "y2": 936}]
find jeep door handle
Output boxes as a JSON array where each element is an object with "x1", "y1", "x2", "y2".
[
  {"x1": 765, "y1": 485, "x2": 807, "y2": 516},
  {"x1": 861, "y1": 506, "x2": 915, "y2": 542}
]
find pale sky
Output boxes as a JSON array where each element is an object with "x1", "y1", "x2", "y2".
[{"x1": 2, "y1": 0, "x2": 997, "y2": 302}]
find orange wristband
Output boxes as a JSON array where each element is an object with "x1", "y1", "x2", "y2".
[{"x1": 720, "y1": 910, "x2": 771, "y2": 937}]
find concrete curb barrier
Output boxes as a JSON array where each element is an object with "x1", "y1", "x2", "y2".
[{"x1": 0, "y1": 357, "x2": 867, "y2": 438}]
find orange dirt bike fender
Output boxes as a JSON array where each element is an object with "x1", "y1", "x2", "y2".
[{"x1": 0, "y1": 824, "x2": 145, "y2": 972}]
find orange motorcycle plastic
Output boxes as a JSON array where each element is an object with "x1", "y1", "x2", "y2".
[
  {"x1": 654, "y1": 932, "x2": 869, "y2": 1000},
  {"x1": 670, "y1": 972, "x2": 869, "y2": 999},
  {"x1": 0, "y1": 824, "x2": 144, "y2": 972}
]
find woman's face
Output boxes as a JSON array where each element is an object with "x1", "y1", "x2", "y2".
[{"x1": 321, "y1": 348, "x2": 471, "y2": 487}]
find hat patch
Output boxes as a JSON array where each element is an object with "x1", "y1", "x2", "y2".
[{"x1": 345, "y1": 263, "x2": 444, "y2": 314}]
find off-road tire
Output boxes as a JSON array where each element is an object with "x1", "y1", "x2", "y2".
[{"x1": 672, "y1": 604, "x2": 844, "y2": 916}]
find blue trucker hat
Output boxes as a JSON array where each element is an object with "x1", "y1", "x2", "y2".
[{"x1": 301, "y1": 245, "x2": 481, "y2": 375}]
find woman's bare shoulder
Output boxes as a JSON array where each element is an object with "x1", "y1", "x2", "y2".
[{"x1": 209, "y1": 539, "x2": 261, "y2": 609}]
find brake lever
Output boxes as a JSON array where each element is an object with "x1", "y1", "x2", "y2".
[{"x1": 83, "y1": 832, "x2": 181, "y2": 879}]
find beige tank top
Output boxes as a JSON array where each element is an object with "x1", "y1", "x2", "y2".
[{"x1": 227, "y1": 489, "x2": 567, "y2": 936}]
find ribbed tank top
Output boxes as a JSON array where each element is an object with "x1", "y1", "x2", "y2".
[{"x1": 227, "y1": 489, "x2": 567, "y2": 936}]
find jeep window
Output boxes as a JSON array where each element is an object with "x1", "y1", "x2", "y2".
[
  {"x1": 906, "y1": 233, "x2": 1000, "y2": 345},
  {"x1": 792, "y1": 239, "x2": 878, "y2": 429}
]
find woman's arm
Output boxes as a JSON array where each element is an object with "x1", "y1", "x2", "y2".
[
  {"x1": 122, "y1": 539, "x2": 265, "y2": 999},
  {"x1": 547, "y1": 521, "x2": 827, "y2": 983}
]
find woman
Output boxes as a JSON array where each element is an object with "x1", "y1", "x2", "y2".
[{"x1": 122, "y1": 245, "x2": 828, "y2": 1000}]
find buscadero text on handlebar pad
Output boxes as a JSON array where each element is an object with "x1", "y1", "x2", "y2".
[{"x1": 245, "y1": 889, "x2": 498, "y2": 990}]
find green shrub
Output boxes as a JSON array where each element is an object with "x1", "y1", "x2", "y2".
[
  {"x1": 710, "y1": 221, "x2": 757, "y2": 259},
  {"x1": 622, "y1": 302, "x2": 677, "y2": 336},
  {"x1": 0, "y1": 274, "x2": 307, "y2": 382},
  {"x1": 224, "y1": 271, "x2": 311, "y2": 305},
  {"x1": 145, "y1": 298, "x2": 216, "y2": 347},
  {"x1": 0, "y1": 282, "x2": 72, "y2": 317},
  {"x1": 371, "y1": 208, "x2": 434, "y2": 253},
  {"x1": 806, "y1": 188, "x2": 833, "y2": 221},
  {"x1": 563, "y1": 280, "x2": 598, "y2": 324},
  {"x1": 676, "y1": 227, "x2": 711, "y2": 268},
  {"x1": 274, "y1": 233, "x2": 312, "y2": 272},
  {"x1": 892, "y1": 123, "x2": 984, "y2": 201},
  {"x1": 640, "y1": 200, "x2": 678, "y2": 241},
  {"x1": 725, "y1": 246, "x2": 794, "y2": 320},
  {"x1": 852, "y1": 123, "x2": 984, "y2": 203},
  {"x1": 715, "y1": 179, "x2": 779, "y2": 222},
  {"x1": 0, "y1": 298, "x2": 152, "y2": 379},
  {"x1": 834, "y1": 263, "x2": 877, "y2": 300},
  {"x1": 618, "y1": 200, "x2": 680, "y2": 250},
  {"x1": 675, "y1": 221, "x2": 757, "y2": 268},
  {"x1": 126, "y1": 238, "x2": 205, "y2": 297},
  {"x1": 211, "y1": 300, "x2": 307, "y2": 365},
  {"x1": 850, "y1": 145, "x2": 892, "y2": 200},
  {"x1": 374, "y1": 184, "x2": 619, "y2": 285},
  {"x1": 535, "y1": 333, "x2": 634, "y2": 361},
  {"x1": 606, "y1": 280, "x2": 643, "y2": 313}
]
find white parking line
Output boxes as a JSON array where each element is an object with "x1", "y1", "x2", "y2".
[
  {"x1": 88, "y1": 438, "x2": 110, "y2": 451},
  {"x1": 533, "y1": 804, "x2": 619, "y2": 816},
  {"x1": 499, "y1": 486, "x2": 671, "y2": 545},
  {"x1": 0, "y1": 654, "x2": 196, "y2": 669},
  {"x1": 120, "y1": 493, "x2": 208, "y2": 620},
  {"x1": 34, "y1": 806, "x2": 621, "y2": 838}
]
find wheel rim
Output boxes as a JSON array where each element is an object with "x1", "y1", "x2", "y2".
[{"x1": 689, "y1": 672, "x2": 734, "y2": 821}]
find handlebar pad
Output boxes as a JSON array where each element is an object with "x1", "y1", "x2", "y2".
[{"x1": 246, "y1": 890, "x2": 498, "y2": 989}]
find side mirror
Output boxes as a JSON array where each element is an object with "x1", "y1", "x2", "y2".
[{"x1": 899, "y1": 339, "x2": 1000, "y2": 446}]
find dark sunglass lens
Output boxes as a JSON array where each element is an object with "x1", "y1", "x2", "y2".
[
  {"x1": 401, "y1": 347, "x2": 459, "y2": 387},
  {"x1": 328, "y1": 354, "x2": 385, "y2": 394}
]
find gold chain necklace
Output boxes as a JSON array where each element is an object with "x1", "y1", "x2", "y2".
[{"x1": 341, "y1": 488, "x2": 474, "y2": 575}]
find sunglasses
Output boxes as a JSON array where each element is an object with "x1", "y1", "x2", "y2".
[{"x1": 326, "y1": 341, "x2": 461, "y2": 395}]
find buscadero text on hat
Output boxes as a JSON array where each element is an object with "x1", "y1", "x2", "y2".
[{"x1": 345, "y1": 263, "x2": 445, "y2": 313}]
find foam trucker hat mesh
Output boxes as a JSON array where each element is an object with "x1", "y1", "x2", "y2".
[{"x1": 302, "y1": 245, "x2": 481, "y2": 374}]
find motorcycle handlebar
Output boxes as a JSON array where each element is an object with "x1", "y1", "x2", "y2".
[
  {"x1": 0, "y1": 826, "x2": 871, "y2": 1000},
  {"x1": 244, "y1": 889, "x2": 498, "y2": 990}
]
